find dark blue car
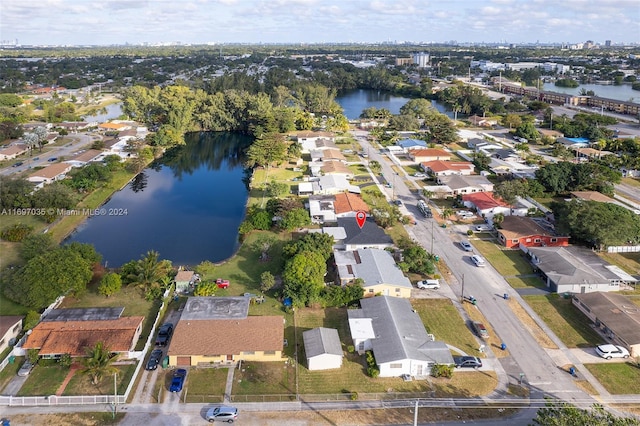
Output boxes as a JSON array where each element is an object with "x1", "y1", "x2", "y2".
[{"x1": 169, "y1": 368, "x2": 187, "y2": 392}]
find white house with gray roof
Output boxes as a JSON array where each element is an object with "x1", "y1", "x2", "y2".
[
  {"x1": 523, "y1": 246, "x2": 637, "y2": 294},
  {"x1": 334, "y1": 248, "x2": 413, "y2": 298},
  {"x1": 348, "y1": 296, "x2": 454, "y2": 377},
  {"x1": 303, "y1": 327, "x2": 343, "y2": 370}
]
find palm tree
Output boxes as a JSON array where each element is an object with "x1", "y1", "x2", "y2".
[
  {"x1": 81, "y1": 342, "x2": 118, "y2": 385},
  {"x1": 493, "y1": 213, "x2": 505, "y2": 228},
  {"x1": 441, "y1": 208, "x2": 454, "y2": 220},
  {"x1": 127, "y1": 250, "x2": 172, "y2": 295}
]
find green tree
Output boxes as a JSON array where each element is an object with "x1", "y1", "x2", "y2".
[
  {"x1": 81, "y1": 342, "x2": 118, "y2": 385},
  {"x1": 23, "y1": 310, "x2": 41, "y2": 331},
  {"x1": 283, "y1": 232, "x2": 334, "y2": 261},
  {"x1": 98, "y1": 273, "x2": 122, "y2": 297},
  {"x1": 280, "y1": 207, "x2": 311, "y2": 230},
  {"x1": 282, "y1": 251, "x2": 326, "y2": 307},
  {"x1": 493, "y1": 212, "x2": 505, "y2": 227},
  {"x1": 398, "y1": 238, "x2": 435, "y2": 275},
  {"x1": 503, "y1": 113, "x2": 522, "y2": 130},
  {"x1": 265, "y1": 180, "x2": 289, "y2": 198},
  {"x1": 260, "y1": 271, "x2": 275, "y2": 292},
  {"x1": 368, "y1": 160, "x2": 382, "y2": 175},
  {"x1": 532, "y1": 401, "x2": 640, "y2": 426},
  {"x1": 245, "y1": 132, "x2": 287, "y2": 181},
  {"x1": 127, "y1": 250, "x2": 172, "y2": 298},
  {"x1": 400, "y1": 98, "x2": 436, "y2": 119}
]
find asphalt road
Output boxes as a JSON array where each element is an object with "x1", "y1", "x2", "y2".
[{"x1": 355, "y1": 135, "x2": 596, "y2": 408}]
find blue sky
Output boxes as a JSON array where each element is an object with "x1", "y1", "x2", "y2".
[{"x1": 1, "y1": 0, "x2": 638, "y2": 46}]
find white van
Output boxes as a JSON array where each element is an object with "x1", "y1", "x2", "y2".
[{"x1": 471, "y1": 255, "x2": 486, "y2": 267}]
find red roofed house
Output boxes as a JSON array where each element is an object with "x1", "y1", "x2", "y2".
[
  {"x1": 334, "y1": 192, "x2": 369, "y2": 218},
  {"x1": 461, "y1": 192, "x2": 526, "y2": 223},
  {"x1": 22, "y1": 316, "x2": 144, "y2": 358},
  {"x1": 497, "y1": 216, "x2": 570, "y2": 249},
  {"x1": 409, "y1": 148, "x2": 451, "y2": 164},
  {"x1": 422, "y1": 160, "x2": 474, "y2": 177}
]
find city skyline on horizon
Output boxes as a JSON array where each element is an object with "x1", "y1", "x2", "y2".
[{"x1": 1, "y1": 0, "x2": 638, "y2": 47}]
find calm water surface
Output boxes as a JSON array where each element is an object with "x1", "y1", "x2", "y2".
[
  {"x1": 543, "y1": 83, "x2": 638, "y2": 102},
  {"x1": 336, "y1": 89, "x2": 450, "y2": 119},
  {"x1": 67, "y1": 132, "x2": 252, "y2": 267}
]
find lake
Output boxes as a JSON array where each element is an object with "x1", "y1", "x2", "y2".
[
  {"x1": 66, "y1": 132, "x2": 252, "y2": 267},
  {"x1": 543, "y1": 83, "x2": 638, "y2": 103},
  {"x1": 82, "y1": 102, "x2": 124, "y2": 122},
  {"x1": 336, "y1": 89, "x2": 449, "y2": 119}
]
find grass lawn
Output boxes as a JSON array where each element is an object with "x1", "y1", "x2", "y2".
[
  {"x1": 622, "y1": 177, "x2": 640, "y2": 188},
  {"x1": 184, "y1": 368, "x2": 228, "y2": 403},
  {"x1": 522, "y1": 294, "x2": 601, "y2": 348},
  {"x1": 462, "y1": 304, "x2": 510, "y2": 358},
  {"x1": 62, "y1": 364, "x2": 137, "y2": 396},
  {"x1": 431, "y1": 371, "x2": 498, "y2": 397},
  {"x1": 412, "y1": 299, "x2": 484, "y2": 358},
  {"x1": 232, "y1": 361, "x2": 297, "y2": 399},
  {"x1": 598, "y1": 252, "x2": 640, "y2": 276},
  {"x1": 506, "y1": 276, "x2": 547, "y2": 290},
  {"x1": 507, "y1": 300, "x2": 557, "y2": 349},
  {"x1": 17, "y1": 364, "x2": 69, "y2": 396},
  {"x1": 584, "y1": 363, "x2": 640, "y2": 395},
  {"x1": 0, "y1": 213, "x2": 47, "y2": 269},
  {"x1": 0, "y1": 356, "x2": 24, "y2": 392},
  {"x1": 0, "y1": 293, "x2": 30, "y2": 316},
  {"x1": 471, "y1": 240, "x2": 534, "y2": 277}
]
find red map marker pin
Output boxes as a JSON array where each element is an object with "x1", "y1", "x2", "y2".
[{"x1": 355, "y1": 211, "x2": 366, "y2": 229}]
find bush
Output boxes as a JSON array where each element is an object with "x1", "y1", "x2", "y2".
[
  {"x1": 347, "y1": 345, "x2": 355, "y2": 353},
  {"x1": 431, "y1": 363, "x2": 454, "y2": 378},
  {"x1": 365, "y1": 350, "x2": 380, "y2": 377},
  {"x1": 23, "y1": 310, "x2": 41, "y2": 331},
  {"x1": 466, "y1": 230, "x2": 474, "y2": 236},
  {"x1": 0, "y1": 223, "x2": 33, "y2": 242},
  {"x1": 350, "y1": 391, "x2": 359, "y2": 400},
  {"x1": 59, "y1": 353, "x2": 72, "y2": 368}
]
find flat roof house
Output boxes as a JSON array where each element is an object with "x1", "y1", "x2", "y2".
[
  {"x1": 348, "y1": 296, "x2": 453, "y2": 377},
  {"x1": 334, "y1": 217, "x2": 393, "y2": 251},
  {"x1": 167, "y1": 297, "x2": 283, "y2": 366},
  {"x1": 572, "y1": 292, "x2": 640, "y2": 357}
]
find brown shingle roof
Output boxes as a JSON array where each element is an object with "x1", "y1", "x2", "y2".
[
  {"x1": 23, "y1": 317, "x2": 143, "y2": 356},
  {"x1": 322, "y1": 148, "x2": 346, "y2": 161},
  {"x1": 570, "y1": 191, "x2": 615, "y2": 203},
  {"x1": 28, "y1": 162, "x2": 72, "y2": 180},
  {"x1": 0, "y1": 316, "x2": 23, "y2": 337},
  {"x1": 410, "y1": 148, "x2": 451, "y2": 158},
  {"x1": 167, "y1": 316, "x2": 284, "y2": 356},
  {"x1": 499, "y1": 216, "x2": 561, "y2": 239},
  {"x1": 321, "y1": 161, "x2": 351, "y2": 175},
  {"x1": 175, "y1": 270, "x2": 195, "y2": 282},
  {"x1": 334, "y1": 193, "x2": 369, "y2": 214},
  {"x1": 423, "y1": 160, "x2": 473, "y2": 173},
  {"x1": 0, "y1": 144, "x2": 28, "y2": 156},
  {"x1": 68, "y1": 149, "x2": 102, "y2": 163}
]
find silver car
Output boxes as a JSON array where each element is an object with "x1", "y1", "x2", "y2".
[{"x1": 18, "y1": 359, "x2": 34, "y2": 377}]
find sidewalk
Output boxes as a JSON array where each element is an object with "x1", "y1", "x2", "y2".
[{"x1": 55, "y1": 364, "x2": 81, "y2": 396}]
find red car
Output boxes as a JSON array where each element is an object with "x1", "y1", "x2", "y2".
[{"x1": 216, "y1": 278, "x2": 230, "y2": 289}]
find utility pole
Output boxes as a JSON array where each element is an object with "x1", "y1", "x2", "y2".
[
  {"x1": 431, "y1": 221, "x2": 434, "y2": 254},
  {"x1": 413, "y1": 400, "x2": 419, "y2": 426},
  {"x1": 460, "y1": 274, "x2": 465, "y2": 302},
  {"x1": 113, "y1": 372, "x2": 117, "y2": 419}
]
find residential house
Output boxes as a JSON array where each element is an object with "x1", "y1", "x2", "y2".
[
  {"x1": 492, "y1": 149, "x2": 521, "y2": 162},
  {"x1": 0, "y1": 316, "x2": 23, "y2": 354},
  {"x1": 27, "y1": 162, "x2": 73, "y2": 185},
  {"x1": 0, "y1": 144, "x2": 28, "y2": 160},
  {"x1": 56, "y1": 121, "x2": 95, "y2": 132},
  {"x1": 296, "y1": 131, "x2": 336, "y2": 153},
  {"x1": 333, "y1": 192, "x2": 369, "y2": 219},
  {"x1": 522, "y1": 246, "x2": 638, "y2": 294},
  {"x1": 311, "y1": 175, "x2": 361, "y2": 195},
  {"x1": 397, "y1": 139, "x2": 427, "y2": 152},
  {"x1": 334, "y1": 248, "x2": 412, "y2": 298},
  {"x1": 309, "y1": 148, "x2": 346, "y2": 163},
  {"x1": 572, "y1": 292, "x2": 640, "y2": 357},
  {"x1": 175, "y1": 270, "x2": 199, "y2": 293},
  {"x1": 319, "y1": 161, "x2": 354, "y2": 179},
  {"x1": 467, "y1": 115, "x2": 497, "y2": 127},
  {"x1": 98, "y1": 122, "x2": 131, "y2": 132},
  {"x1": 303, "y1": 327, "x2": 343, "y2": 371},
  {"x1": 462, "y1": 192, "x2": 527, "y2": 223},
  {"x1": 497, "y1": 216, "x2": 570, "y2": 249},
  {"x1": 409, "y1": 148, "x2": 451, "y2": 164},
  {"x1": 297, "y1": 182, "x2": 314, "y2": 196},
  {"x1": 334, "y1": 217, "x2": 394, "y2": 251},
  {"x1": 308, "y1": 195, "x2": 337, "y2": 224},
  {"x1": 422, "y1": 160, "x2": 475, "y2": 177},
  {"x1": 437, "y1": 175, "x2": 494, "y2": 196},
  {"x1": 23, "y1": 308, "x2": 143, "y2": 358},
  {"x1": 348, "y1": 296, "x2": 454, "y2": 377},
  {"x1": 64, "y1": 149, "x2": 104, "y2": 167},
  {"x1": 167, "y1": 297, "x2": 283, "y2": 366},
  {"x1": 570, "y1": 191, "x2": 616, "y2": 204}
]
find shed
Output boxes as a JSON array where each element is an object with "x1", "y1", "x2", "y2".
[{"x1": 303, "y1": 327, "x2": 343, "y2": 371}]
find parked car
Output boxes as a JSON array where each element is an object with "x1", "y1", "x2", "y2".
[
  {"x1": 32, "y1": 157, "x2": 39, "y2": 161},
  {"x1": 394, "y1": 199, "x2": 403, "y2": 206},
  {"x1": 216, "y1": 278, "x2": 230, "y2": 289},
  {"x1": 206, "y1": 405, "x2": 238, "y2": 423},
  {"x1": 169, "y1": 368, "x2": 187, "y2": 392},
  {"x1": 155, "y1": 323, "x2": 173, "y2": 346},
  {"x1": 472, "y1": 321, "x2": 489, "y2": 339},
  {"x1": 475, "y1": 225, "x2": 492, "y2": 232},
  {"x1": 460, "y1": 240, "x2": 473, "y2": 251},
  {"x1": 17, "y1": 359, "x2": 35, "y2": 377},
  {"x1": 48, "y1": 157, "x2": 58, "y2": 162},
  {"x1": 453, "y1": 356, "x2": 483, "y2": 368},
  {"x1": 595, "y1": 344, "x2": 630, "y2": 360},
  {"x1": 470, "y1": 255, "x2": 486, "y2": 267},
  {"x1": 413, "y1": 172, "x2": 426, "y2": 178},
  {"x1": 12, "y1": 161, "x2": 23, "y2": 167},
  {"x1": 145, "y1": 349, "x2": 163, "y2": 371},
  {"x1": 416, "y1": 279, "x2": 440, "y2": 290},
  {"x1": 456, "y1": 210, "x2": 473, "y2": 216}
]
